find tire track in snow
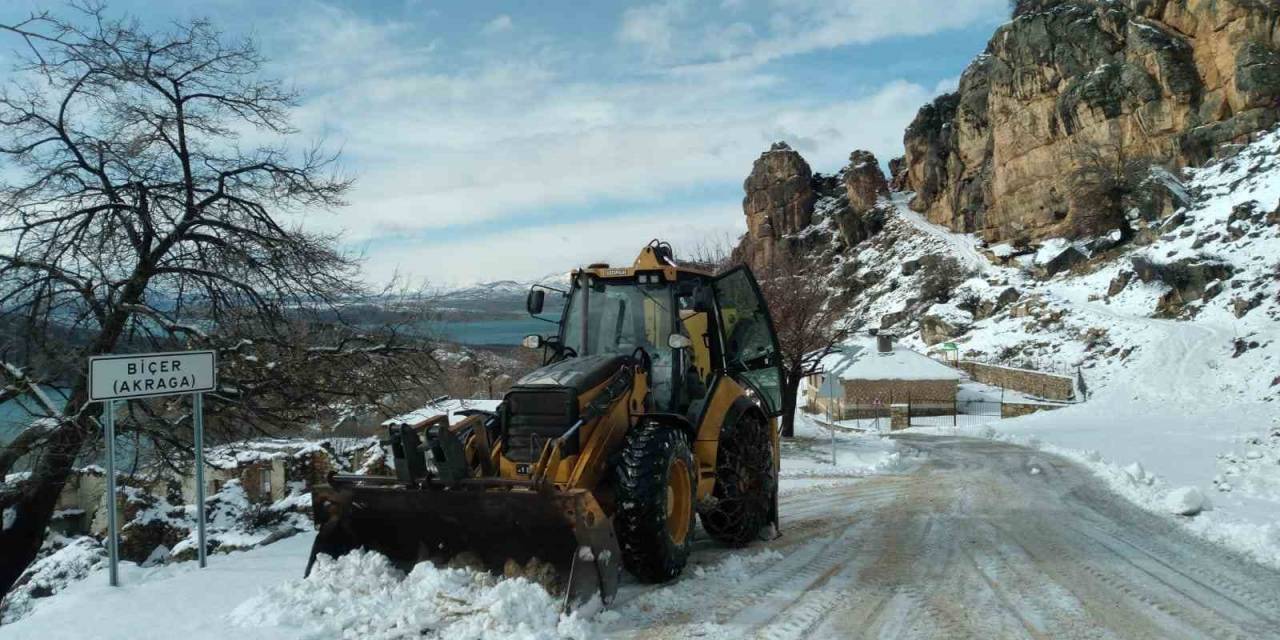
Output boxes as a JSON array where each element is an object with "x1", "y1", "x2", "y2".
[{"x1": 604, "y1": 436, "x2": 1280, "y2": 639}]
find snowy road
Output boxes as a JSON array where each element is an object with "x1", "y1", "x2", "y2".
[{"x1": 604, "y1": 435, "x2": 1280, "y2": 639}]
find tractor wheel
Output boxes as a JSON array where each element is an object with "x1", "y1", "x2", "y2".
[
  {"x1": 304, "y1": 516, "x2": 356, "y2": 577},
  {"x1": 613, "y1": 423, "x2": 696, "y2": 583},
  {"x1": 699, "y1": 410, "x2": 775, "y2": 547}
]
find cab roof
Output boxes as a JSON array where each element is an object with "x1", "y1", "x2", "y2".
[{"x1": 570, "y1": 243, "x2": 714, "y2": 281}]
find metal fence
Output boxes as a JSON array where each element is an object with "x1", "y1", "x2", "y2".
[
  {"x1": 908, "y1": 399, "x2": 1001, "y2": 428},
  {"x1": 810, "y1": 397, "x2": 1003, "y2": 430}
]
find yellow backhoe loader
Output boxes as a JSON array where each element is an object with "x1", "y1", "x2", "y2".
[{"x1": 307, "y1": 240, "x2": 784, "y2": 609}]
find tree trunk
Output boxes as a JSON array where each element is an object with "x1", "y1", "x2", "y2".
[
  {"x1": 779, "y1": 367, "x2": 803, "y2": 439},
  {"x1": 0, "y1": 413, "x2": 92, "y2": 597},
  {"x1": 1, "y1": 305, "x2": 132, "y2": 598}
]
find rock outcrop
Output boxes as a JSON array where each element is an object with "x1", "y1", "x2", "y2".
[
  {"x1": 920, "y1": 303, "x2": 975, "y2": 345},
  {"x1": 737, "y1": 145, "x2": 892, "y2": 268},
  {"x1": 902, "y1": 0, "x2": 1280, "y2": 243},
  {"x1": 833, "y1": 150, "x2": 891, "y2": 248},
  {"x1": 737, "y1": 142, "x2": 816, "y2": 267}
]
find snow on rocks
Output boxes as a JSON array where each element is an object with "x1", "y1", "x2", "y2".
[
  {"x1": 229, "y1": 550, "x2": 595, "y2": 640},
  {"x1": 0, "y1": 535, "x2": 106, "y2": 624},
  {"x1": 920, "y1": 302, "x2": 974, "y2": 345}
]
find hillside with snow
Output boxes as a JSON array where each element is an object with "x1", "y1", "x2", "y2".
[{"x1": 794, "y1": 127, "x2": 1280, "y2": 566}]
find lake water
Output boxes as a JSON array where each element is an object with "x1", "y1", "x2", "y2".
[{"x1": 434, "y1": 318, "x2": 558, "y2": 346}]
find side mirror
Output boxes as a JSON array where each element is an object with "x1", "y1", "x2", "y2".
[
  {"x1": 521, "y1": 335, "x2": 544, "y2": 350},
  {"x1": 526, "y1": 289, "x2": 545, "y2": 315},
  {"x1": 667, "y1": 334, "x2": 693, "y2": 350}
]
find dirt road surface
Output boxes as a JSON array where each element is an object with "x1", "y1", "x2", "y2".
[{"x1": 603, "y1": 435, "x2": 1280, "y2": 639}]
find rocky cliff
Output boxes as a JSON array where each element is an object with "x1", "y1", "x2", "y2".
[
  {"x1": 901, "y1": 0, "x2": 1280, "y2": 243},
  {"x1": 736, "y1": 142, "x2": 816, "y2": 267},
  {"x1": 736, "y1": 146, "x2": 892, "y2": 268}
]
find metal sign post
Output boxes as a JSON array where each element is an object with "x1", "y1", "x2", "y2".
[
  {"x1": 103, "y1": 400, "x2": 120, "y2": 587},
  {"x1": 193, "y1": 392, "x2": 207, "y2": 568},
  {"x1": 817, "y1": 371, "x2": 843, "y2": 467},
  {"x1": 89, "y1": 350, "x2": 216, "y2": 585}
]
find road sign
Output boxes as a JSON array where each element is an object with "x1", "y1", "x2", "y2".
[
  {"x1": 89, "y1": 350, "x2": 216, "y2": 586},
  {"x1": 816, "y1": 371, "x2": 843, "y2": 399},
  {"x1": 89, "y1": 351, "x2": 216, "y2": 401}
]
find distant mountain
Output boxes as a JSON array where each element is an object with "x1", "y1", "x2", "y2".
[{"x1": 435, "y1": 274, "x2": 569, "y2": 320}]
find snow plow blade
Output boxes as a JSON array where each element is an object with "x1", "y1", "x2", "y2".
[{"x1": 308, "y1": 478, "x2": 621, "y2": 611}]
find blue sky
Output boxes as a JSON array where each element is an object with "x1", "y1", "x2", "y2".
[{"x1": 1, "y1": 1, "x2": 1007, "y2": 286}]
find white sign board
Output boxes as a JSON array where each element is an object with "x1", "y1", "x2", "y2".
[
  {"x1": 89, "y1": 350, "x2": 216, "y2": 401},
  {"x1": 817, "y1": 372, "x2": 843, "y2": 399}
]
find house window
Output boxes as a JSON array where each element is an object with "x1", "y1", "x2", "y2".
[{"x1": 260, "y1": 469, "x2": 272, "y2": 497}]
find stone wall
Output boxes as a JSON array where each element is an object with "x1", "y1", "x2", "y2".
[
  {"x1": 1001, "y1": 401, "x2": 1065, "y2": 418},
  {"x1": 806, "y1": 378, "x2": 958, "y2": 419},
  {"x1": 958, "y1": 361, "x2": 1075, "y2": 401},
  {"x1": 842, "y1": 378, "x2": 958, "y2": 406}
]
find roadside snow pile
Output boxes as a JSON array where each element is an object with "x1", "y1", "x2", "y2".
[
  {"x1": 1165, "y1": 486, "x2": 1208, "y2": 516},
  {"x1": 230, "y1": 550, "x2": 594, "y2": 640},
  {"x1": 0, "y1": 479, "x2": 315, "y2": 625},
  {"x1": 1213, "y1": 420, "x2": 1280, "y2": 499},
  {"x1": 777, "y1": 412, "x2": 904, "y2": 487},
  {"x1": 945, "y1": 425, "x2": 1280, "y2": 571},
  {"x1": 0, "y1": 535, "x2": 105, "y2": 624}
]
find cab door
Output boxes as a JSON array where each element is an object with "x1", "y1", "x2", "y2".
[{"x1": 711, "y1": 266, "x2": 784, "y2": 417}]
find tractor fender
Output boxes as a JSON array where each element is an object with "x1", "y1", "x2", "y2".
[
  {"x1": 720, "y1": 395, "x2": 767, "y2": 439},
  {"x1": 636, "y1": 412, "x2": 697, "y2": 443}
]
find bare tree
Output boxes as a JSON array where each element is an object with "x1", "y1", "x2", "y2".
[
  {"x1": 753, "y1": 253, "x2": 856, "y2": 438},
  {"x1": 0, "y1": 5, "x2": 436, "y2": 597},
  {"x1": 1067, "y1": 142, "x2": 1152, "y2": 241},
  {"x1": 695, "y1": 240, "x2": 855, "y2": 438}
]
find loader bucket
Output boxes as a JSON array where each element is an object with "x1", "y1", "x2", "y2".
[{"x1": 309, "y1": 482, "x2": 621, "y2": 611}]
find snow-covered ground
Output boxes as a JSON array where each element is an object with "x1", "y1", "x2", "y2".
[{"x1": 0, "y1": 412, "x2": 904, "y2": 640}]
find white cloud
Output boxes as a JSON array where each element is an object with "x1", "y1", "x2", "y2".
[
  {"x1": 361, "y1": 203, "x2": 747, "y2": 287},
  {"x1": 255, "y1": 2, "x2": 992, "y2": 283},
  {"x1": 617, "y1": 1, "x2": 686, "y2": 57},
  {"x1": 481, "y1": 14, "x2": 513, "y2": 35},
  {"x1": 292, "y1": 73, "x2": 935, "y2": 245},
  {"x1": 621, "y1": 0, "x2": 1004, "y2": 72}
]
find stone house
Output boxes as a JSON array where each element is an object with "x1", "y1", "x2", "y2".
[{"x1": 806, "y1": 339, "x2": 963, "y2": 419}]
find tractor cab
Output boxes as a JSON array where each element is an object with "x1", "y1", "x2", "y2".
[{"x1": 523, "y1": 240, "x2": 783, "y2": 422}]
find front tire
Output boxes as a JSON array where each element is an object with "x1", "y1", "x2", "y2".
[
  {"x1": 699, "y1": 410, "x2": 775, "y2": 547},
  {"x1": 613, "y1": 424, "x2": 696, "y2": 583}
]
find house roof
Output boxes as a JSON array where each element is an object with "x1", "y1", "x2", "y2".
[
  {"x1": 817, "y1": 343, "x2": 963, "y2": 382},
  {"x1": 384, "y1": 398, "x2": 502, "y2": 427}
]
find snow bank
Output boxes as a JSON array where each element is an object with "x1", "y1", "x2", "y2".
[
  {"x1": 777, "y1": 412, "x2": 906, "y2": 491},
  {"x1": 230, "y1": 550, "x2": 594, "y2": 640},
  {"x1": 0, "y1": 536, "x2": 105, "y2": 624},
  {"x1": 1165, "y1": 486, "x2": 1208, "y2": 516}
]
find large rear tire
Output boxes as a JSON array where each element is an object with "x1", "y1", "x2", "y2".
[
  {"x1": 699, "y1": 410, "x2": 775, "y2": 547},
  {"x1": 613, "y1": 423, "x2": 696, "y2": 583}
]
